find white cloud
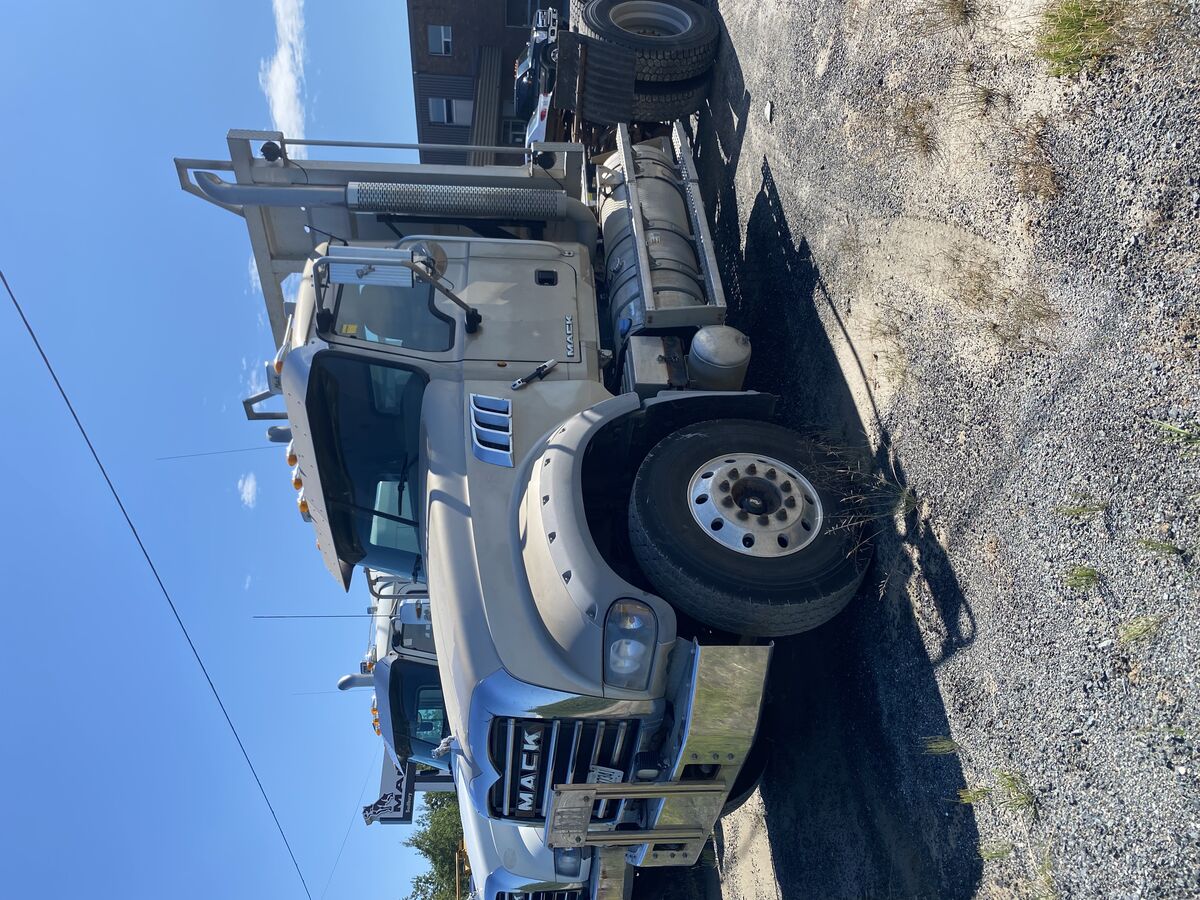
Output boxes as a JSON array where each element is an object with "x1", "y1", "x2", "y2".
[
  {"x1": 241, "y1": 355, "x2": 267, "y2": 397},
  {"x1": 244, "y1": 575, "x2": 253, "y2": 591},
  {"x1": 247, "y1": 253, "x2": 262, "y2": 295},
  {"x1": 258, "y1": 0, "x2": 307, "y2": 157},
  {"x1": 237, "y1": 472, "x2": 259, "y2": 509}
]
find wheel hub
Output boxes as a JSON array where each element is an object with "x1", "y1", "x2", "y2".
[
  {"x1": 609, "y1": 0, "x2": 694, "y2": 38},
  {"x1": 686, "y1": 453, "x2": 824, "y2": 558}
]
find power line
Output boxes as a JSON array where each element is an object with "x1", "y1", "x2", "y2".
[
  {"x1": 319, "y1": 746, "x2": 383, "y2": 900},
  {"x1": 157, "y1": 445, "x2": 277, "y2": 461},
  {"x1": 2, "y1": 270, "x2": 312, "y2": 900},
  {"x1": 256, "y1": 614, "x2": 376, "y2": 619}
]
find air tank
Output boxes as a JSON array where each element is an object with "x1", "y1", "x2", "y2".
[{"x1": 687, "y1": 325, "x2": 752, "y2": 392}]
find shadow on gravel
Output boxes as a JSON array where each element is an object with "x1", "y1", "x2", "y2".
[{"x1": 691, "y1": 17, "x2": 984, "y2": 895}]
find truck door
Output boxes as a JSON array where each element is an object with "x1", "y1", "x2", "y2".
[{"x1": 457, "y1": 242, "x2": 581, "y2": 365}]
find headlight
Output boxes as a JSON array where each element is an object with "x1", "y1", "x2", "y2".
[{"x1": 603, "y1": 599, "x2": 657, "y2": 691}]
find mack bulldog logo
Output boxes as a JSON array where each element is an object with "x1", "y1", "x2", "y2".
[{"x1": 517, "y1": 727, "x2": 542, "y2": 812}]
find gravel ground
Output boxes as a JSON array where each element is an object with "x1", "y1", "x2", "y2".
[{"x1": 690, "y1": 2, "x2": 1200, "y2": 897}]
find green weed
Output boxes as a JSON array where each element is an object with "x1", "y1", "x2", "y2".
[
  {"x1": 923, "y1": 735, "x2": 961, "y2": 755},
  {"x1": 958, "y1": 786, "x2": 992, "y2": 804},
  {"x1": 1055, "y1": 495, "x2": 1109, "y2": 519},
  {"x1": 1117, "y1": 614, "x2": 1164, "y2": 646},
  {"x1": 994, "y1": 769, "x2": 1037, "y2": 818},
  {"x1": 1063, "y1": 565, "x2": 1100, "y2": 591}
]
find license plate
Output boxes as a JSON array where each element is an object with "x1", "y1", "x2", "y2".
[{"x1": 586, "y1": 764, "x2": 623, "y2": 784}]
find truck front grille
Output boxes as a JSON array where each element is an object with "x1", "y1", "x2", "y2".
[
  {"x1": 496, "y1": 892, "x2": 582, "y2": 900},
  {"x1": 488, "y1": 717, "x2": 639, "y2": 823}
]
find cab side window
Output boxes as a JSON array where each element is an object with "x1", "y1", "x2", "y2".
[
  {"x1": 333, "y1": 283, "x2": 454, "y2": 352},
  {"x1": 414, "y1": 687, "x2": 448, "y2": 741}
]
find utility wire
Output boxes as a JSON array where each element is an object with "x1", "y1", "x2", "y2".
[
  {"x1": 256, "y1": 614, "x2": 376, "y2": 619},
  {"x1": 157, "y1": 445, "x2": 277, "y2": 461},
  {"x1": 2, "y1": 270, "x2": 313, "y2": 900},
  {"x1": 319, "y1": 746, "x2": 383, "y2": 900}
]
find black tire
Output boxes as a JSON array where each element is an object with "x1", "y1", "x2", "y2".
[
  {"x1": 579, "y1": 0, "x2": 719, "y2": 83},
  {"x1": 630, "y1": 75, "x2": 710, "y2": 122},
  {"x1": 628, "y1": 420, "x2": 869, "y2": 637}
]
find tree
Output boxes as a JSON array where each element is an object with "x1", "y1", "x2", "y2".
[{"x1": 404, "y1": 793, "x2": 464, "y2": 900}]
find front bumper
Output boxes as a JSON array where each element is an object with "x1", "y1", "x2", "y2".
[{"x1": 544, "y1": 642, "x2": 773, "y2": 890}]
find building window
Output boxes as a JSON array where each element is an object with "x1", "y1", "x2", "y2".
[
  {"x1": 428, "y1": 98, "x2": 474, "y2": 126},
  {"x1": 427, "y1": 25, "x2": 451, "y2": 56},
  {"x1": 506, "y1": 0, "x2": 531, "y2": 27},
  {"x1": 502, "y1": 119, "x2": 525, "y2": 146}
]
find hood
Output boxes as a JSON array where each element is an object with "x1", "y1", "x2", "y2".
[{"x1": 424, "y1": 377, "x2": 622, "y2": 752}]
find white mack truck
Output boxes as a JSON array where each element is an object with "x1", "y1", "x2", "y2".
[{"x1": 176, "y1": 115, "x2": 869, "y2": 898}]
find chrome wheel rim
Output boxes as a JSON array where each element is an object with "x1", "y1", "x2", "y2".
[
  {"x1": 686, "y1": 453, "x2": 824, "y2": 558},
  {"x1": 609, "y1": 0, "x2": 694, "y2": 37}
]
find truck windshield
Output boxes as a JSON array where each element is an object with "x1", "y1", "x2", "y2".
[
  {"x1": 332, "y1": 282, "x2": 454, "y2": 352},
  {"x1": 307, "y1": 353, "x2": 425, "y2": 578}
]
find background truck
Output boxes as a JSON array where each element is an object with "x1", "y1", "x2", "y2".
[
  {"x1": 177, "y1": 105, "x2": 870, "y2": 898},
  {"x1": 515, "y1": 0, "x2": 722, "y2": 148}
]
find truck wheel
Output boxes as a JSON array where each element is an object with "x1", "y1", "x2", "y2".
[
  {"x1": 630, "y1": 75, "x2": 710, "y2": 122},
  {"x1": 579, "y1": 0, "x2": 719, "y2": 83},
  {"x1": 628, "y1": 420, "x2": 869, "y2": 637}
]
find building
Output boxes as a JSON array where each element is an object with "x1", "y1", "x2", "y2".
[{"x1": 406, "y1": 0, "x2": 562, "y2": 164}]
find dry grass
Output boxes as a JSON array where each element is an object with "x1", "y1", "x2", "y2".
[
  {"x1": 868, "y1": 311, "x2": 914, "y2": 388},
  {"x1": 1007, "y1": 116, "x2": 1060, "y2": 201},
  {"x1": 1117, "y1": 614, "x2": 1164, "y2": 646},
  {"x1": 894, "y1": 100, "x2": 940, "y2": 160},
  {"x1": 948, "y1": 65, "x2": 1013, "y2": 119},
  {"x1": 1037, "y1": 0, "x2": 1177, "y2": 76},
  {"x1": 946, "y1": 248, "x2": 1058, "y2": 346},
  {"x1": 1031, "y1": 848, "x2": 1059, "y2": 900},
  {"x1": 911, "y1": 0, "x2": 989, "y2": 34}
]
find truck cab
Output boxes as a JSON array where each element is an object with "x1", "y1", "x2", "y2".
[{"x1": 179, "y1": 125, "x2": 867, "y2": 899}]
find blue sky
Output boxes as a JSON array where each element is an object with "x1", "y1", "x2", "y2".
[{"x1": 0, "y1": 2, "x2": 427, "y2": 897}]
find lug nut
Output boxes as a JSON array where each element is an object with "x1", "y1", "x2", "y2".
[
  {"x1": 757, "y1": 515, "x2": 769, "y2": 526},
  {"x1": 785, "y1": 495, "x2": 797, "y2": 508},
  {"x1": 722, "y1": 496, "x2": 735, "y2": 508},
  {"x1": 781, "y1": 481, "x2": 792, "y2": 493},
  {"x1": 775, "y1": 508, "x2": 788, "y2": 520},
  {"x1": 766, "y1": 467, "x2": 777, "y2": 479},
  {"x1": 746, "y1": 463, "x2": 757, "y2": 475},
  {"x1": 719, "y1": 480, "x2": 730, "y2": 492},
  {"x1": 736, "y1": 510, "x2": 749, "y2": 521},
  {"x1": 728, "y1": 468, "x2": 739, "y2": 480}
]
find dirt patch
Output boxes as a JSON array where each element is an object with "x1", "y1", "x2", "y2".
[{"x1": 698, "y1": 0, "x2": 1200, "y2": 896}]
